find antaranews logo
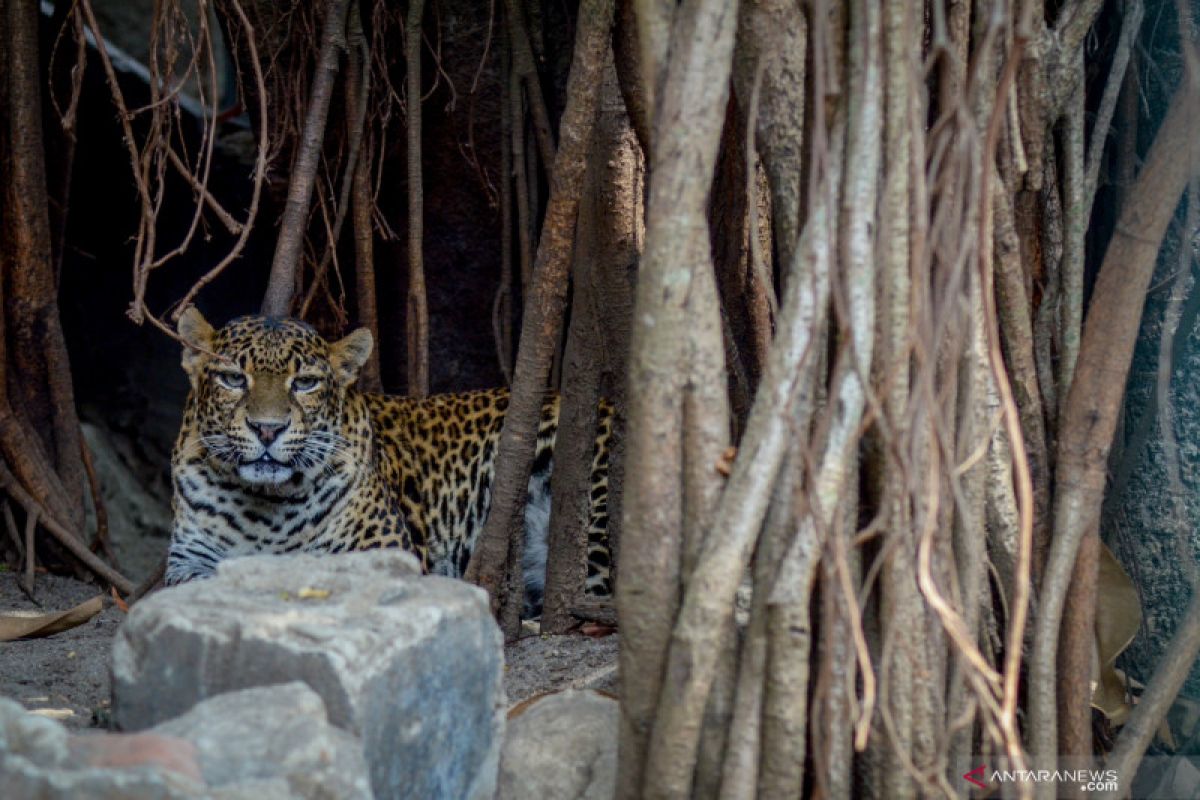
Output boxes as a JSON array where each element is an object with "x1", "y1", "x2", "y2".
[
  {"x1": 963, "y1": 765, "x2": 986, "y2": 789},
  {"x1": 961, "y1": 764, "x2": 1120, "y2": 793}
]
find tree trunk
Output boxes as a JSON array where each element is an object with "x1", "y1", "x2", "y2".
[
  {"x1": 405, "y1": 0, "x2": 429, "y2": 397},
  {"x1": 464, "y1": 0, "x2": 616, "y2": 639},
  {"x1": 4, "y1": 0, "x2": 87, "y2": 532},
  {"x1": 541, "y1": 53, "x2": 639, "y2": 632},
  {"x1": 1030, "y1": 77, "x2": 1200, "y2": 777}
]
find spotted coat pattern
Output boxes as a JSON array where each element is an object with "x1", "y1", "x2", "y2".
[{"x1": 164, "y1": 312, "x2": 613, "y2": 603}]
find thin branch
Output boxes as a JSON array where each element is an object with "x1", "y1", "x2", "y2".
[
  {"x1": 503, "y1": 0, "x2": 556, "y2": 168},
  {"x1": 1084, "y1": 0, "x2": 1144, "y2": 207},
  {"x1": 166, "y1": 149, "x2": 242, "y2": 235},
  {"x1": 406, "y1": 0, "x2": 429, "y2": 396},
  {"x1": 1098, "y1": 588, "x2": 1200, "y2": 798},
  {"x1": 79, "y1": 437, "x2": 112, "y2": 561},
  {"x1": 261, "y1": 0, "x2": 351, "y2": 316},
  {"x1": 493, "y1": 32, "x2": 515, "y2": 385},
  {"x1": 170, "y1": 0, "x2": 269, "y2": 319},
  {"x1": 0, "y1": 463, "x2": 134, "y2": 596}
]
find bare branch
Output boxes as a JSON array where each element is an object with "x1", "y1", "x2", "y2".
[{"x1": 261, "y1": 0, "x2": 350, "y2": 317}]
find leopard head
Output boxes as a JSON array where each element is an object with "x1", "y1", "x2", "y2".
[{"x1": 177, "y1": 308, "x2": 372, "y2": 486}]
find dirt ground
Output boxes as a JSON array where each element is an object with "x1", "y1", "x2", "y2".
[{"x1": 0, "y1": 570, "x2": 618, "y2": 731}]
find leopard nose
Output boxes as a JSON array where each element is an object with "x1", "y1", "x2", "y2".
[{"x1": 248, "y1": 420, "x2": 288, "y2": 445}]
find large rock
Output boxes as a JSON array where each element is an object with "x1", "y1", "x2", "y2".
[
  {"x1": 0, "y1": 696, "x2": 203, "y2": 799},
  {"x1": 151, "y1": 682, "x2": 370, "y2": 799},
  {"x1": 497, "y1": 689, "x2": 618, "y2": 800},
  {"x1": 1, "y1": 685, "x2": 362, "y2": 799},
  {"x1": 112, "y1": 551, "x2": 505, "y2": 800}
]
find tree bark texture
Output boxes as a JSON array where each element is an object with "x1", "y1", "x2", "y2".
[
  {"x1": 1029, "y1": 78, "x2": 1200, "y2": 777},
  {"x1": 542, "y1": 55, "x2": 639, "y2": 633},
  {"x1": 4, "y1": 0, "x2": 87, "y2": 532},
  {"x1": 616, "y1": 0, "x2": 740, "y2": 795},
  {"x1": 465, "y1": 0, "x2": 616, "y2": 640},
  {"x1": 405, "y1": 0, "x2": 429, "y2": 397}
]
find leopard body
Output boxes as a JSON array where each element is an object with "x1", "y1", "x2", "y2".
[{"x1": 164, "y1": 310, "x2": 612, "y2": 606}]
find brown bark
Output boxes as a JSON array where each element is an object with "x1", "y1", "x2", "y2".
[
  {"x1": 616, "y1": 0, "x2": 742, "y2": 793},
  {"x1": 732, "y1": 0, "x2": 806, "y2": 271},
  {"x1": 505, "y1": 0, "x2": 557, "y2": 169},
  {"x1": 630, "y1": 0, "x2": 672, "y2": 139},
  {"x1": 4, "y1": 0, "x2": 87, "y2": 533},
  {"x1": 872, "y1": 0, "x2": 921, "y2": 791},
  {"x1": 464, "y1": 0, "x2": 615, "y2": 639},
  {"x1": 300, "y1": 0, "x2": 372, "y2": 321},
  {"x1": 540, "y1": 271, "x2": 601, "y2": 633},
  {"x1": 352, "y1": 141, "x2": 382, "y2": 392},
  {"x1": 0, "y1": 462, "x2": 133, "y2": 596},
  {"x1": 682, "y1": 139, "x2": 732, "y2": 800},
  {"x1": 261, "y1": 0, "x2": 349, "y2": 317},
  {"x1": 405, "y1": 0, "x2": 429, "y2": 397},
  {"x1": 1029, "y1": 77, "x2": 1200, "y2": 773},
  {"x1": 612, "y1": 0, "x2": 651, "y2": 158},
  {"x1": 511, "y1": 68, "x2": 535, "y2": 292},
  {"x1": 710, "y1": 99, "x2": 770, "y2": 429},
  {"x1": 493, "y1": 34, "x2": 515, "y2": 385},
  {"x1": 45, "y1": 0, "x2": 84, "y2": 283},
  {"x1": 992, "y1": 183, "x2": 1051, "y2": 578},
  {"x1": 542, "y1": 56, "x2": 638, "y2": 633}
]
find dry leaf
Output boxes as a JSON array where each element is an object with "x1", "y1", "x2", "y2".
[
  {"x1": 110, "y1": 586, "x2": 129, "y2": 613},
  {"x1": 0, "y1": 595, "x2": 104, "y2": 641},
  {"x1": 1091, "y1": 543, "x2": 1142, "y2": 724},
  {"x1": 297, "y1": 587, "x2": 331, "y2": 600}
]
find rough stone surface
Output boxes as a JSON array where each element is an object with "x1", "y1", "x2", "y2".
[
  {"x1": 504, "y1": 633, "x2": 619, "y2": 705},
  {"x1": 0, "y1": 696, "x2": 203, "y2": 799},
  {"x1": 152, "y1": 682, "x2": 370, "y2": 799},
  {"x1": 112, "y1": 550, "x2": 505, "y2": 800},
  {"x1": 497, "y1": 689, "x2": 618, "y2": 800}
]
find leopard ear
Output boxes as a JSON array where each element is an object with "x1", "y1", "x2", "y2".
[
  {"x1": 330, "y1": 328, "x2": 373, "y2": 386},
  {"x1": 177, "y1": 306, "x2": 215, "y2": 386}
]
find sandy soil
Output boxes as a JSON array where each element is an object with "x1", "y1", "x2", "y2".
[
  {"x1": 0, "y1": 570, "x2": 618, "y2": 731},
  {"x1": 0, "y1": 573, "x2": 125, "y2": 729}
]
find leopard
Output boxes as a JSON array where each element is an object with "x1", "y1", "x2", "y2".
[{"x1": 164, "y1": 308, "x2": 613, "y2": 612}]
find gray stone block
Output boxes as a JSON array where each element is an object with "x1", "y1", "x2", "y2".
[
  {"x1": 112, "y1": 551, "x2": 505, "y2": 800},
  {"x1": 497, "y1": 689, "x2": 618, "y2": 800},
  {"x1": 0, "y1": 697, "x2": 203, "y2": 799},
  {"x1": 152, "y1": 682, "x2": 370, "y2": 799}
]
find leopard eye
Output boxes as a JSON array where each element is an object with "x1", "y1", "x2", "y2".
[
  {"x1": 214, "y1": 371, "x2": 247, "y2": 391},
  {"x1": 291, "y1": 376, "x2": 321, "y2": 394}
]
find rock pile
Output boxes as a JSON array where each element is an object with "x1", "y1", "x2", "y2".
[{"x1": 3, "y1": 550, "x2": 507, "y2": 799}]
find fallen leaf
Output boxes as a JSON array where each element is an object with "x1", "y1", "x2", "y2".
[
  {"x1": 1091, "y1": 543, "x2": 1142, "y2": 725},
  {"x1": 297, "y1": 587, "x2": 331, "y2": 600},
  {"x1": 0, "y1": 595, "x2": 104, "y2": 641},
  {"x1": 110, "y1": 586, "x2": 129, "y2": 613}
]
